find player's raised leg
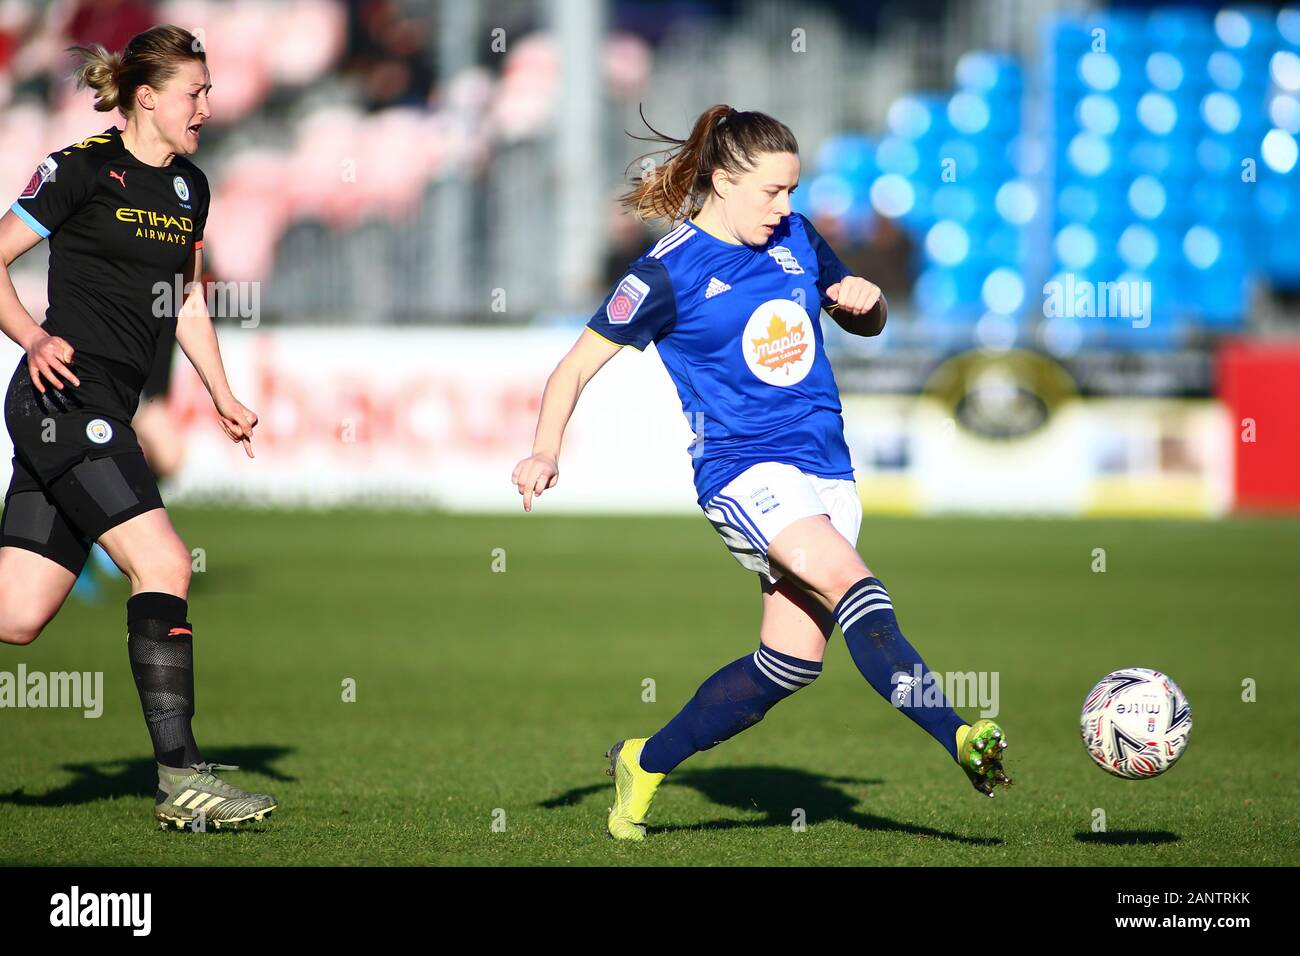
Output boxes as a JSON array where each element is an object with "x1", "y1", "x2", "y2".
[
  {"x1": 767, "y1": 515, "x2": 1011, "y2": 796},
  {"x1": 98, "y1": 505, "x2": 278, "y2": 829},
  {"x1": 0, "y1": 547, "x2": 78, "y2": 645},
  {"x1": 607, "y1": 576, "x2": 829, "y2": 841},
  {"x1": 0, "y1": 468, "x2": 92, "y2": 643}
]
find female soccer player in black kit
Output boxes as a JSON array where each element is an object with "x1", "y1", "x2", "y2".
[{"x1": 0, "y1": 25, "x2": 277, "y2": 829}]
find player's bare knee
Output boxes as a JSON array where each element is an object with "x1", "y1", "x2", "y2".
[
  {"x1": 140, "y1": 541, "x2": 192, "y2": 596},
  {"x1": 166, "y1": 547, "x2": 193, "y2": 596},
  {"x1": 0, "y1": 608, "x2": 49, "y2": 645},
  {"x1": 0, "y1": 626, "x2": 40, "y2": 645},
  {"x1": 759, "y1": 626, "x2": 827, "y2": 663},
  {"x1": 818, "y1": 561, "x2": 873, "y2": 608}
]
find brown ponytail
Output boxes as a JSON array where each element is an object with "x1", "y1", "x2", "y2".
[
  {"x1": 621, "y1": 104, "x2": 799, "y2": 224},
  {"x1": 70, "y1": 24, "x2": 205, "y2": 116}
]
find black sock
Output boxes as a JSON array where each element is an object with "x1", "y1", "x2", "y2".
[{"x1": 127, "y1": 592, "x2": 203, "y2": 769}]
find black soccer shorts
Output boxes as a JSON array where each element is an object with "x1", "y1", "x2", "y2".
[{"x1": 1, "y1": 355, "x2": 164, "y2": 573}]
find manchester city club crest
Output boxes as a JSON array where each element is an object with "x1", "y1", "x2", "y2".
[
  {"x1": 86, "y1": 419, "x2": 113, "y2": 444},
  {"x1": 173, "y1": 175, "x2": 190, "y2": 201}
]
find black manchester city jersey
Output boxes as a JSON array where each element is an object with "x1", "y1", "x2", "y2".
[{"x1": 9, "y1": 126, "x2": 209, "y2": 386}]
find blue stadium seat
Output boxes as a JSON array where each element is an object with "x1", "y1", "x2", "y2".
[{"x1": 806, "y1": 10, "x2": 1300, "y2": 349}]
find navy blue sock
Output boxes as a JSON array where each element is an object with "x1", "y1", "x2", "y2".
[
  {"x1": 834, "y1": 577, "x2": 965, "y2": 760},
  {"x1": 639, "y1": 645, "x2": 822, "y2": 775}
]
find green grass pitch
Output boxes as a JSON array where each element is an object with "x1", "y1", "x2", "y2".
[{"x1": 0, "y1": 508, "x2": 1297, "y2": 866}]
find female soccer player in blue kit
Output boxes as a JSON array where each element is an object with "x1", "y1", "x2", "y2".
[{"x1": 512, "y1": 105, "x2": 1010, "y2": 841}]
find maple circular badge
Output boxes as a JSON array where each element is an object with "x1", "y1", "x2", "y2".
[
  {"x1": 741, "y1": 298, "x2": 816, "y2": 386},
  {"x1": 85, "y1": 419, "x2": 114, "y2": 445}
]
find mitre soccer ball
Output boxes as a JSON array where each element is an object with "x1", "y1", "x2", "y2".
[{"x1": 1080, "y1": 668, "x2": 1192, "y2": 778}]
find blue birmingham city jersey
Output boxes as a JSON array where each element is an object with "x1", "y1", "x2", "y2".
[{"x1": 587, "y1": 212, "x2": 856, "y2": 506}]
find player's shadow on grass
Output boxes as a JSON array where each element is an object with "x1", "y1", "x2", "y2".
[
  {"x1": 0, "y1": 745, "x2": 295, "y2": 808},
  {"x1": 1073, "y1": 830, "x2": 1180, "y2": 846},
  {"x1": 543, "y1": 765, "x2": 1002, "y2": 846}
]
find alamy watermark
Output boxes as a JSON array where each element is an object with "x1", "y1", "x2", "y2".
[
  {"x1": 49, "y1": 886, "x2": 150, "y2": 935},
  {"x1": 0, "y1": 666, "x2": 103, "y2": 718},
  {"x1": 1043, "y1": 273, "x2": 1152, "y2": 328},
  {"x1": 891, "y1": 666, "x2": 1000, "y2": 718},
  {"x1": 152, "y1": 276, "x2": 261, "y2": 328}
]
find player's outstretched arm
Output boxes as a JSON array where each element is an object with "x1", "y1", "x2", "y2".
[
  {"x1": 173, "y1": 247, "x2": 259, "y2": 459},
  {"x1": 512, "y1": 327, "x2": 623, "y2": 512},
  {"x1": 0, "y1": 210, "x2": 80, "y2": 393},
  {"x1": 825, "y1": 276, "x2": 887, "y2": 337}
]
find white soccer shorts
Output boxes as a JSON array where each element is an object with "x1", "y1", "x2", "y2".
[{"x1": 702, "y1": 461, "x2": 862, "y2": 585}]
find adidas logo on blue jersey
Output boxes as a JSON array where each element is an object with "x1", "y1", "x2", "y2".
[{"x1": 704, "y1": 276, "x2": 731, "y2": 299}]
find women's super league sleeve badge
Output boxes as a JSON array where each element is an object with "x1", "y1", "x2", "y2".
[
  {"x1": 19, "y1": 157, "x2": 59, "y2": 199},
  {"x1": 606, "y1": 273, "x2": 650, "y2": 325},
  {"x1": 173, "y1": 176, "x2": 190, "y2": 202},
  {"x1": 86, "y1": 419, "x2": 114, "y2": 444}
]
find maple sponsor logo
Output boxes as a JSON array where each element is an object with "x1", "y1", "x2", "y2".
[{"x1": 741, "y1": 298, "x2": 815, "y2": 386}]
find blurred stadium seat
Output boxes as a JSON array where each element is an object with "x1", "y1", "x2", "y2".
[
  {"x1": 801, "y1": 6, "x2": 1300, "y2": 354},
  {"x1": 803, "y1": 50, "x2": 1028, "y2": 352}
]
